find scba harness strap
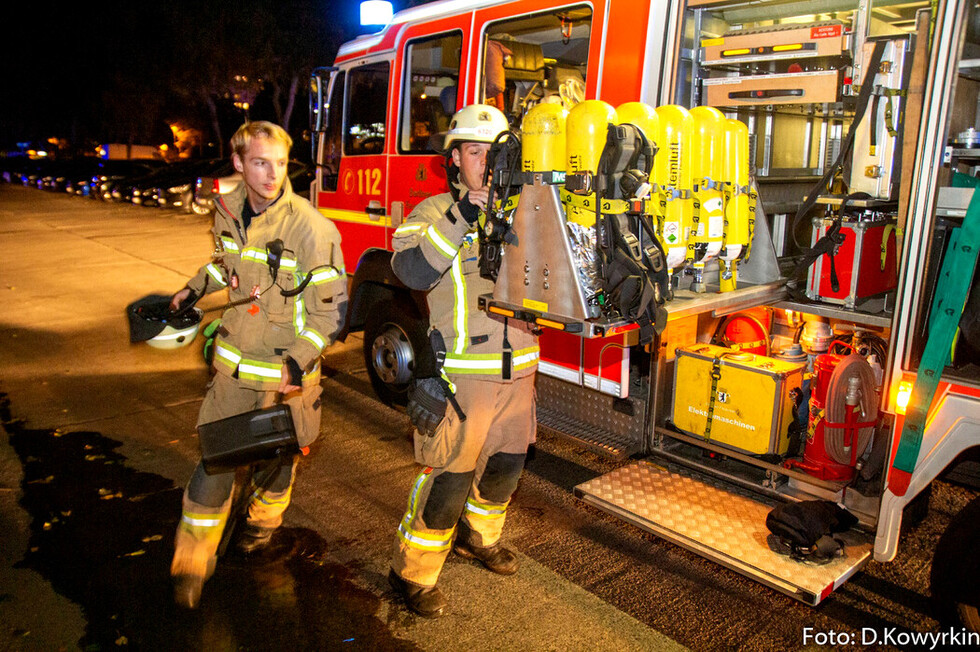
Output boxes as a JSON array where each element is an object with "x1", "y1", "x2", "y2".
[{"x1": 594, "y1": 123, "x2": 670, "y2": 344}]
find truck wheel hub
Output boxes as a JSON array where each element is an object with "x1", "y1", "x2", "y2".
[{"x1": 370, "y1": 323, "x2": 414, "y2": 385}]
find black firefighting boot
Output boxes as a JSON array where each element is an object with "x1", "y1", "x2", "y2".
[
  {"x1": 236, "y1": 524, "x2": 276, "y2": 554},
  {"x1": 173, "y1": 574, "x2": 204, "y2": 609},
  {"x1": 453, "y1": 539, "x2": 519, "y2": 575},
  {"x1": 387, "y1": 569, "x2": 448, "y2": 618}
]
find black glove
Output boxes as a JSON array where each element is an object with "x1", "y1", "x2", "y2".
[
  {"x1": 407, "y1": 377, "x2": 448, "y2": 436},
  {"x1": 457, "y1": 196, "x2": 481, "y2": 225}
]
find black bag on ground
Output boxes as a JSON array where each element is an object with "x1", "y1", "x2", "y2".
[
  {"x1": 197, "y1": 405, "x2": 299, "y2": 474},
  {"x1": 765, "y1": 500, "x2": 858, "y2": 564}
]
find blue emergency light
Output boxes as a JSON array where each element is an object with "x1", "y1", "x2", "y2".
[{"x1": 360, "y1": 1, "x2": 393, "y2": 26}]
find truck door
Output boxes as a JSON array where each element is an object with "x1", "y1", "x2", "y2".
[
  {"x1": 388, "y1": 20, "x2": 470, "y2": 238},
  {"x1": 313, "y1": 58, "x2": 392, "y2": 266}
]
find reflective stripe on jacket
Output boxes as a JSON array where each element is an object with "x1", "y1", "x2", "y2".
[
  {"x1": 186, "y1": 178, "x2": 347, "y2": 389},
  {"x1": 391, "y1": 191, "x2": 537, "y2": 381}
]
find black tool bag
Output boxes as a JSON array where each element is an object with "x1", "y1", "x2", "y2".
[
  {"x1": 765, "y1": 500, "x2": 858, "y2": 564},
  {"x1": 197, "y1": 405, "x2": 300, "y2": 474}
]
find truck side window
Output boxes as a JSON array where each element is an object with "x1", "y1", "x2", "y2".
[
  {"x1": 345, "y1": 61, "x2": 390, "y2": 156},
  {"x1": 320, "y1": 70, "x2": 345, "y2": 192},
  {"x1": 481, "y1": 6, "x2": 592, "y2": 125},
  {"x1": 400, "y1": 32, "x2": 463, "y2": 153}
]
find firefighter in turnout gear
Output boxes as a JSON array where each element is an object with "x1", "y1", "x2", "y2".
[
  {"x1": 168, "y1": 121, "x2": 347, "y2": 609},
  {"x1": 387, "y1": 104, "x2": 539, "y2": 618}
]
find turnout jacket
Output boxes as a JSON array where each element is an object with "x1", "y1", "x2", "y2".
[
  {"x1": 391, "y1": 190, "x2": 538, "y2": 381},
  {"x1": 185, "y1": 178, "x2": 347, "y2": 389}
]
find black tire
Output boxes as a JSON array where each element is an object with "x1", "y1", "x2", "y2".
[
  {"x1": 362, "y1": 297, "x2": 430, "y2": 406},
  {"x1": 930, "y1": 494, "x2": 980, "y2": 632}
]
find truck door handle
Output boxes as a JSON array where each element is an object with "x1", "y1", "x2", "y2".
[
  {"x1": 728, "y1": 89, "x2": 804, "y2": 100},
  {"x1": 365, "y1": 200, "x2": 385, "y2": 220}
]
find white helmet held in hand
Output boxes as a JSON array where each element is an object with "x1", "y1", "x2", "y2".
[{"x1": 127, "y1": 293, "x2": 203, "y2": 350}]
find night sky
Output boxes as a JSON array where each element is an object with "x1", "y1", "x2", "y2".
[{"x1": 1, "y1": 0, "x2": 431, "y2": 152}]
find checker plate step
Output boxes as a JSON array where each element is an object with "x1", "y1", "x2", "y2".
[
  {"x1": 537, "y1": 407, "x2": 639, "y2": 459},
  {"x1": 574, "y1": 461, "x2": 872, "y2": 605}
]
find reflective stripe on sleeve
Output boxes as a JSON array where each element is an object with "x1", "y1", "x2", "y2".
[
  {"x1": 425, "y1": 224, "x2": 459, "y2": 259},
  {"x1": 299, "y1": 328, "x2": 326, "y2": 351},
  {"x1": 394, "y1": 222, "x2": 426, "y2": 237},
  {"x1": 310, "y1": 267, "x2": 344, "y2": 284},
  {"x1": 294, "y1": 293, "x2": 306, "y2": 335},
  {"x1": 205, "y1": 263, "x2": 228, "y2": 286}
]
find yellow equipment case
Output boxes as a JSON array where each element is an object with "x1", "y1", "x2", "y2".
[{"x1": 671, "y1": 344, "x2": 805, "y2": 456}]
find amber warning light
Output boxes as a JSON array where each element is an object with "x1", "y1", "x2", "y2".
[{"x1": 894, "y1": 379, "x2": 913, "y2": 415}]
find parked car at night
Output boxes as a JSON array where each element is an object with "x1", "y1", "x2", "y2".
[
  {"x1": 152, "y1": 159, "x2": 234, "y2": 211},
  {"x1": 0, "y1": 157, "x2": 36, "y2": 184},
  {"x1": 191, "y1": 160, "x2": 312, "y2": 214},
  {"x1": 130, "y1": 159, "x2": 227, "y2": 208},
  {"x1": 89, "y1": 159, "x2": 166, "y2": 201},
  {"x1": 108, "y1": 160, "x2": 210, "y2": 205},
  {"x1": 106, "y1": 163, "x2": 175, "y2": 203},
  {"x1": 38, "y1": 159, "x2": 98, "y2": 192},
  {"x1": 23, "y1": 158, "x2": 60, "y2": 188}
]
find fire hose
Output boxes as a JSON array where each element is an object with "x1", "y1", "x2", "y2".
[{"x1": 823, "y1": 354, "x2": 878, "y2": 465}]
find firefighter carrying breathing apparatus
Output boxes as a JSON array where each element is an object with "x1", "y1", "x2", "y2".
[{"x1": 477, "y1": 102, "x2": 679, "y2": 344}]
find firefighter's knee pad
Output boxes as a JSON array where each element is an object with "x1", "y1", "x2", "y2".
[
  {"x1": 187, "y1": 463, "x2": 235, "y2": 508},
  {"x1": 422, "y1": 470, "x2": 475, "y2": 530},
  {"x1": 477, "y1": 452, "x2": 526, "y2": 503}
]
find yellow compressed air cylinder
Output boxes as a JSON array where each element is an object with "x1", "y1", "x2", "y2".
[
  {"x1": 689, "y1": 107, "x2": 726, "y2": 268},
  {"x1": 719, "y1": 117, "x2": 752, "y2": 292},
  {"x1": 522, "y1": 103, "x2": 567, "y2": 173},
  {"x1": 654, "y1": 105, "x2": 694, "y2": 272},
  {"x1": 615, "y1": 102, "x2": 660, "y2": 148},
  {"x1": 565, "y1": 100, "x2": 617, "y2": 226}
]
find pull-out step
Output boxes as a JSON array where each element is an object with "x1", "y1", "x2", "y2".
[
  {"x1": 574, "y1": 461, "x2": 872, "y2": 605},
  {"x1": 535, "y1": 374, "x2": 646, "y2": 459}
]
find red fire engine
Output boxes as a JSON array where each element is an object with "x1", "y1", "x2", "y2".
[{"x1": 309, "y1": 0, "x2": 980, "y2": 627}]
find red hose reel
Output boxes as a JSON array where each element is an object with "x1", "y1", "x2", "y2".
[{"x1": 785, "y1": 353, "x2": 879, "y2": 482}]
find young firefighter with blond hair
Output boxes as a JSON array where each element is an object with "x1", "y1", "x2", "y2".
[
  {"x1": 387, "y1": 105, "x2": 540, "y2": 617},
  {"x1": 168, "y1": 121, "x2": 346, "y2": 609}
]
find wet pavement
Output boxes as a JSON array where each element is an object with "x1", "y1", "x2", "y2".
[
  {"x1": 1, "y1": 395, "x2": 415, "y2": 651},
  {"x1": 2, "y1": 184, "x2": 977, "y2": 651}
]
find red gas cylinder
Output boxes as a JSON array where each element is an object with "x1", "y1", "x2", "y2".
[{"x1": 810, "y1": 353, "x2": 842, "y2": 407}]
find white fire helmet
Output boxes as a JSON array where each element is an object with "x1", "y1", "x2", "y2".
[
  {"x1": 443, "y1": 104, "x2": 508, "y2": 152},
  {"x1": 146, "y1": 308, "x2": 203, "y2": 349}
]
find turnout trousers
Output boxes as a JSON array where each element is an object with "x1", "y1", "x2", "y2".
[
  {"x1": 391, "y1": 373, "x2": 536, "y2": 587},
  {"x1": 170, "y1": 373, "x2": 321, "y2": 580}
]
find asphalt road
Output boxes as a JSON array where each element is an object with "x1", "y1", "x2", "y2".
[{"x1": 1, "y1": 184, "x2": 976, "y2": 651}]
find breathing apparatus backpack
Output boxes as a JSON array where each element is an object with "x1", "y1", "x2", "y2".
[
  {"x1": 479, "y1": 129, "x2": 524, "y2": 281},
  {"x1": 594, "y1": 122, "x2": 670, "y2": 343}
]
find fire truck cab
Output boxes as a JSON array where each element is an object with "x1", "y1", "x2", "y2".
[{"x1": 310, "y1": 0, "x2": 980, "y2": 625}]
